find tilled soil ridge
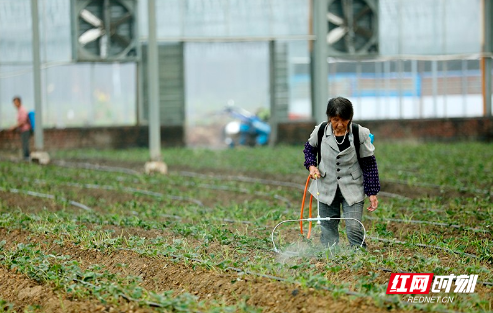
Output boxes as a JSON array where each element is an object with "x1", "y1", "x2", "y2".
[
  {"x1": 0, "y1": 266, "x2": 151, "y2": 313},
  {"x1": 0, "y1": 228, "x2": 415, "y2": 313}
]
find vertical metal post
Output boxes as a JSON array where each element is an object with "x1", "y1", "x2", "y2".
[
  {"x1": 136, "y1": 61, "x2": 144, "y2": 125},
  {"x1": 311, "y1": 0, "x2": 329, "y2": 123},
  {"x1": 481, "y1": 57, "x2": 492, "y2": 116},
  {"x1": 148, "y1": 0, "x2": 161, "y2": 161},
  {"x1": 43, "y1": 65, "x2": 49, "y2": 125},
  {"x1": 482, "y1": 0, "x2": 492, "y2": 117},
  {"x1": 461, "y1": 59, "x2": 468, "y2": 116},
  {"x1": 432, "y1": 60, "x2": 438, "y2": 117},
  {"x1": 103, "y1": 0, "x2": 110, "y2": 59},
  {"x1": 31, "y1": 0, "x2": 43, "y2": 150},
  {"x1": 41, "y1": 0, "x2": 50, "y2": 126},
  {"x1": 269, "y1": 40, "x2": 278, "y2": 146}
]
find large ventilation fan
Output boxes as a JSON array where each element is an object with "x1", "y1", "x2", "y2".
[
  {"x1": 71, "y1": 0, "x2": 138, "y2": 62},
  {"x1": 327, "y1": 0, "x2": 378, "y2": 56}
]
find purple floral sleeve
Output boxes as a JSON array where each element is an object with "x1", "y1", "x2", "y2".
[
  {"x1": 303, "y1": 141, "x2": 317, "y2": 170},
  {"x1": 359, "y1": 155, "x2": 381, "y2": 196}
]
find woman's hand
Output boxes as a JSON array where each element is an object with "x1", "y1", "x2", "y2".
[
  {"x1": 367, "y1": 195, "x2": 378, "y2": 212},
  {"x1": 309, "y1": 166, "x2": 321, "y2": 179}
]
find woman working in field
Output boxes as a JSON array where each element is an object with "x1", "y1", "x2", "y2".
[{"x1": 303, "y1": 97, "x2": 380, "y2": 249}]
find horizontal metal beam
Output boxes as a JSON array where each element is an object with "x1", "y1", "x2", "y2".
[{"x1": 139, "y1": 35, "x2": 316, "y2": 43}]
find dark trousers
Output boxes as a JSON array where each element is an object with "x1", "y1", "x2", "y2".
[{"x1": 20, "y1": 131, "x2": 30, "y2": 159}]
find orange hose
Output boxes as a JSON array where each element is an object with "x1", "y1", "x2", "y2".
[
  {"x1": 300, "y1": 175, "x2": 314, "y2": 238},
  {"x1": 307, "y1": 194, "x2": 313, "y2": 239},
  {"x1": 299, "y1": 175, "x2": 311, "y2": 235}
]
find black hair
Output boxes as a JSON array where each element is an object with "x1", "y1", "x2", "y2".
[
  {"x1": 12, "y1": 96, "x2": 21, "y2": 103},
  {"x1": 326, "y1": 97, "x2": 353, "y2": 121}
]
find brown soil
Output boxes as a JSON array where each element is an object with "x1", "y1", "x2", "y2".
[
  {"x1": 0, "y1": 190, "x2": 67, "y2": 213},
  {"x1": 2, "y1": 158, "x2": 491, "y2": 312},
  {"x1": 0, "y1": 228, "x2": 417, "y2": 313},
  {"x1": 384, "y1": 220, "x2": 492, "y2": 243},
  {"x1": 0, "y1": 266, "x2": 150, "y2": 313},
  {"x1": 379, "y1": 180, "x2": 476, "y2": 199},
  {"x1": 6, "y1": 173, "x2": 290, "y2": 212},
  {"x1": 52, "y1": 158, "x2": 145, "y2": 174},
  {"x1": 381, "y1": 205, "x2": 492, "y2": 230},
  {"x1": 54, "y1": 157, "x2": 481, "y2": 200},
  {"x1": 167, "y1": 183, "x2": 287, "y2": 208},
  {"x1": 169, "y1": 164, "x2": 476, "y2": 200},
  {"x1": 55, "y1": 185, "x2": 166, "y2": 211},
  {"x1": 4, "y1": 179, "x2": 487, "y2": 263},
  {"x1": 3, "y1": 175, "x2": 487, "y2": 264}
]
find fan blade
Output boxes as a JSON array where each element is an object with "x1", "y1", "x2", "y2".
[
  {"x1": 112, "y1": 33, "x2": 131, "y2": 47},
  {"x1": 79, "y1": 28, "x2": 104, "y2": 45},
  {"x1": 354, "y1": 6, "x2": 371, "y2": 23},
  {"x1": 111, "y1": 13, "x2": 132, "y2": 30},
  {"x1": 342, "y1": 0, "x2": 351, "y2": 22},
  {"x1": 354, "y1": 26, "x2": 373, "y2": 39},
  {"x1": 80, "y1": 9, "x2": 102, "y2": 27},
  {"x1": 327, "y1": 27, "x2": 347, "y2": 44},
  {"x1": 327, "y1": 12, "x2": 344, "y2": 26}
]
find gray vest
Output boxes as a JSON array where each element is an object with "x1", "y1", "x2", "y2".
[{"x1": 308, "y1": 122, "x2": 374, "y2": 206}]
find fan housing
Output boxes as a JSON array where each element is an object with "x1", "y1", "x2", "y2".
[
  {"x1": 71, "y1": 0, "x2": 138, "y2": 62},
  {"x1": 327, "y1": 0, "x2": 378, "y2": 56}
]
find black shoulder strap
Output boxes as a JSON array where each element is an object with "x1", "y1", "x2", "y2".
[
  {"x1": 352, "y1": 123, "x2": 360, "y2": 161},
  {"x1": 316, "y1": 122, "x2": 327, "y2": 165}
]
